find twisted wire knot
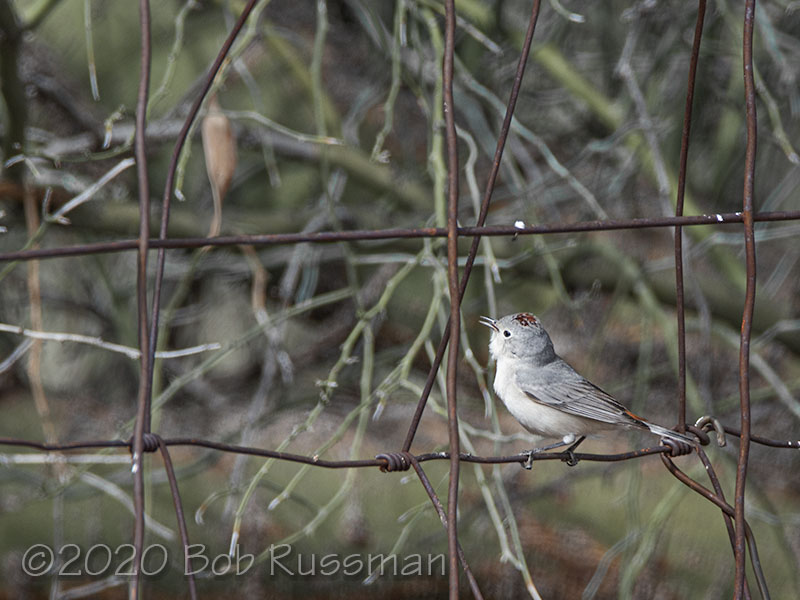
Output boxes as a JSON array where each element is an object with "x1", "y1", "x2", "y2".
[
  {"x1": 129, "y1": 432, "x2": 162, "y2": 453},
  {"x1": 376, "y1": 452, "x2": 413, "y2": 473},
  {"x1": 685, "y1": 424, "x2": 711, "y2": 446},
  {"x1": 662, "y1": 437, "x2": 693, "y2": 457}
]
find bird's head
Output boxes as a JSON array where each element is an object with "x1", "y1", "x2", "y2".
[{"x1": 479, "y1": 312, "x2": 556, "y2": 364}]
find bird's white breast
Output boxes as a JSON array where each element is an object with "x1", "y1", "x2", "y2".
[{"x1": 493, "y1": 357, "x2": 602, "y2": 440}]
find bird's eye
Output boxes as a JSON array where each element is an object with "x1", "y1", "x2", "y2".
[{"x1": 503, "y1": 330, "x2": 511, "y2": 338}]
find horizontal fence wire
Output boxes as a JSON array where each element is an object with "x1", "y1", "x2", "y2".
[
  {"x1": 1, "y1": 0, "x2": 797, "y2": 598},
  {"x1": 1, "y1": 211, "x2": 800, "y2": 263}
]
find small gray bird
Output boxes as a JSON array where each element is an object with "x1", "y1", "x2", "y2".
[{"x1": 480, "y1": 312, "x2": 695, "y2": 466}]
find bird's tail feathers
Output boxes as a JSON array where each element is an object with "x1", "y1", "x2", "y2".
[{"x1": 644, "y1": 422, "x2": 697, "y2": 446}]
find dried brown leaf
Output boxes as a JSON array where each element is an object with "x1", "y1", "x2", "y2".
[{"x1": 202, "y1": 95, "x2": 237, "y2": 237}]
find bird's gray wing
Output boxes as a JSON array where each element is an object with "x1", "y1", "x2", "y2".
[{"x1": 516, "y1": 364, "x2": 645, "y2": 427}]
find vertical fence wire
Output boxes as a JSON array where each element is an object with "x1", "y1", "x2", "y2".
[
  {"x1": 442, "y1": 1, "x2": 462, "y2": 596},
  {"x1": 673, "y1": 0, "x2": 706, "y2": 434},
  {"x1": 131, "y1": 0, "x2": 153, "y2": 595},
  {"x1": 736, "y1": 0, "x2": 759, "y2": 597}
]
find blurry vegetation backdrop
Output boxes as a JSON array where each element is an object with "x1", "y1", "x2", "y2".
[{"x1": 1, "y1": 0, "x2": 799, "y2": 598}]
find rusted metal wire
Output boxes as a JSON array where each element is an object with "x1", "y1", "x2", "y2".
[
  {"x1": 736, "y1": 0, "x2": 759, "y2": 596},
  {"x1": 695, "y1": 446, "x2": 752, "y2": 600},
  {"x1": 721, "y1": 427, "x2": 800, "y2": 449},
  {"x1": 406, "y1": 454, "x2": 484, "y2": 600},
  {"x1": 674, "y1": 0, "x2": 706, "y2": 434},
  {"x1": 155, "y1": 436, "x2": 198, "y2": 600},
  {"x1": 3, "y1": 210, "x2": 800, "y2": 263},
  {"x1": 442, "y1": 1, "x2": 462, "y2": 595},
  {"x1": 5, "y1": 431, "x2": 795, "y2": 467},
  {"x1": 131, "y1": 1, "x2": 153, "y2": 594},
  {"x1": 0, "y1": 436, "x2": 708, "y2": 470}
]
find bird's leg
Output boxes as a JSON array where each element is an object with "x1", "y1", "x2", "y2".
[
  {"x1": 562, "y1": 436, "x2": 586, "y2": 467},
  {"x1": 522, "y1": 439, "x2": 572, "y2": 470}
]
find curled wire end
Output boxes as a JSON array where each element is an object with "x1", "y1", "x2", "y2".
[
  {"x1": 376, "y1": 452, "x2": 413, "y2": 473},
  {"x1": 694, "y1": 415, "x2": 727, "y2": 447},
  {"x1": 661, "y1": 437, "x2": 693, "y2": 457},
  {"x1": 129, "y1": 432, "x2": 161, "y2": 453}
]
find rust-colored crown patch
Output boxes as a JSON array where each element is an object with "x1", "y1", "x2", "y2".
[{"x1": 513, "y1": 313, "x2": 538, "y2": 327}]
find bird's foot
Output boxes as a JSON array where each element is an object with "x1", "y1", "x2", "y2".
[
  {"x1": 521, "y1": 442, "x2": 563, "y2": 469},
  {"x1": 562, "y1": 450, "x2": 579, "y2": 467},
  {"x1": 522, "y1": 449, "x2": 536, "y2": 470},
  {"x1": 521, "y1": 436, "x2": 586, "y2": 469},
  {"x1": 521, "y1": 445, "x2": 556, "y2": 470},
  {"x1": 560, "y1": 436, "x2": 586, "y2": 467}
]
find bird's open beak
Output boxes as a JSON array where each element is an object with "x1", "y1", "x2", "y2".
[{"x1": 479, "y1": 316, "x2": 498, "y2": 331}]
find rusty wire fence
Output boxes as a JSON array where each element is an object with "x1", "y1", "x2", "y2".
[{"x1": 1, "y1": 0, "x2": 799, "y2": 598}]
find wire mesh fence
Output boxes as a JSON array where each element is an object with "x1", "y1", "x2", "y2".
[{"x1": 1, "y1": 0, "x2": 799, "y2": 598}]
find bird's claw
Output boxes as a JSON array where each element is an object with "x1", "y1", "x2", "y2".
[
  {"x1": 560, "y1": 435, "x2": 585, "y2": 466},
  {"x1": 522, "y1": 449, "x2": 535, "y2": 470},
  {"x1": 522, "y1": 446, "x2": 549, "y2": 469},
  {"x1": 562, "y1": 449, "x2": 579, "y2": 467}
]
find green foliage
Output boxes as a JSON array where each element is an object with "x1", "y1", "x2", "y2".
[{"x1": 1, "y1": 0, "x2": 799, "y2": 597}]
